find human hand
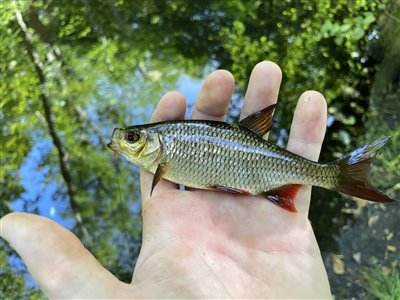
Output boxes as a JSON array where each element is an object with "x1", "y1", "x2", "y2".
[{"x1": 1, "y1": 61, "x2": 331, "y2": 299}]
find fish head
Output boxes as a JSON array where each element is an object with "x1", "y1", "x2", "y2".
[{"x1": 107, "y1": 127, "x2": 162, "y2": 168}]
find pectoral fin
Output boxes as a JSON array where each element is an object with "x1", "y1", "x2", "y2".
[
  {"x1": 238, "y1": 104, "x2": 276, "y2": 136},
  {"x1": 151, "y1": 162, "x2": 170, "y2": 196},
  {"x1": 261, "y1": 184, "x2": 301, "y2": 212}
]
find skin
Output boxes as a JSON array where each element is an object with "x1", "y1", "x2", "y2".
[{"x1": 0, "y1": 61, "x2": 331, "y2": 299}]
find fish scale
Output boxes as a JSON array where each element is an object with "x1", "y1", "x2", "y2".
[
  {"x1": 107, "y1": 104, "x2": 395, "y2": 212},
  {"x1": 149, "y1": 121, "x2": 339, "y2": 193}
]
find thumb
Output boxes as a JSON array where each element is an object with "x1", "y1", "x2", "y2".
[{"x1": 0, "y1": 212, "x2": 132, "y2": 299}]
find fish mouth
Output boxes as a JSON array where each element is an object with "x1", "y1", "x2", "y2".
[{"x1": 107, "y1": 128, "x2": 121, "y2": 152}]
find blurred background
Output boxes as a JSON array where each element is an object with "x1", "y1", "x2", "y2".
[{"x1": 1, "y1": 0, "x2": 399, "y2": 298}]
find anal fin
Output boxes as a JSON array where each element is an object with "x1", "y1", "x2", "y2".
[{"x1": 261, "y1": 184, "x2": 302, "y2": 212}]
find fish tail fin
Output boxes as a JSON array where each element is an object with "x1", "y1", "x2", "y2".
[{"x1": 333, "y1": 136, "x2": 395, "y2": 203}]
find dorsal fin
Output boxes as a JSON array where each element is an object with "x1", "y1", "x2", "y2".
[{"x1": 238, "y1": 104, "x2": 276, "y2": 136}]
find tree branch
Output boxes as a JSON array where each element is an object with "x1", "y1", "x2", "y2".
[{"x1": 15, "y1": 9, "x2": 93, "y2": 247}]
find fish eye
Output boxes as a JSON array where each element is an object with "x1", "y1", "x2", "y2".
[{"x1": 125, "y1": 131, "x2": 140, "y2": 143}]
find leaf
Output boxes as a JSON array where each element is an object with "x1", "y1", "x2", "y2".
[
  {"x1": 353, "y1": 27, "x2": 365, "y2": 40},
  {"x1": 340, "y1": 23, "x2": 351, "y2": 32},
  {"x1": 363, "y1": 12, "x2": 376, "y2": 26},
  {"x1": 332, "y1": 254, "x2": 346, "y2": 275}
]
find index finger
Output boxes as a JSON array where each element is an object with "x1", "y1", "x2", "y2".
[{"x1": 140, "y1": 92, "x2": 186, "y2": 201}]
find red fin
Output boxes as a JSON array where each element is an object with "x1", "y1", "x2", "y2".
[
  {"x1": 261, "y1": 184, "x2": 302, "y2": 212},
  {"x1": 334, "y1": 137, "x2": 395, "y2": 203},
  {"x1": 210, "y1": 185, "x2": 251, "y2": 195}
]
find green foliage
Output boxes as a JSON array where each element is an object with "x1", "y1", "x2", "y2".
[
  {"x1": 1, "y1": 0, "x2": 180, "y2": 287},
  {"x1": 0, "y1": 244, "x2": 45, "y2": 299},
  {"x1": 320, "y1": 11, "x2": 376, "y2": 44},
  {"x1": 1, "y1": 5, "x2": 40, "y2": 203},
  {"x1": 359, "y1": 267, "x2": 400, "y2": 300},
  {"x1": 217, "y1": 0, "x2": 387, "y2": 116},
  {"x1": 367, "y1": 0, "x2": 400, "y2": 198}
]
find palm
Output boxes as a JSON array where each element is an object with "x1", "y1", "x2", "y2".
[
  {"x1": 1, "y1": 62, "x2": 331, "y2": 299},
  {"x1": 134, "y1": 184, "x2": 328, "y2": 298}
]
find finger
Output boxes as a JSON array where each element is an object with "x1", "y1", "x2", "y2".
[
  {"x1": 140, "y1": 91, "x2": 186, "y2": 200},
  {"x1": 0, "y1": 213, "x2": 130, "y2": 299},
  {"x1": 241, "y1": 61, "x2": 282, "y2": 139},
  {"x1": 149, "y1": 91, "x2": 186, "y2": 123},
  {"x1": 191, "y1": 70, "x2": 235, "y2": 120},
  {"x1": 286, "y1": 91, "x2": 327, "y2": 214}
]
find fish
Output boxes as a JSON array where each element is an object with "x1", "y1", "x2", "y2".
[{"x1": 107, "y1": 104, "x2": 396, "y2": 212}]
